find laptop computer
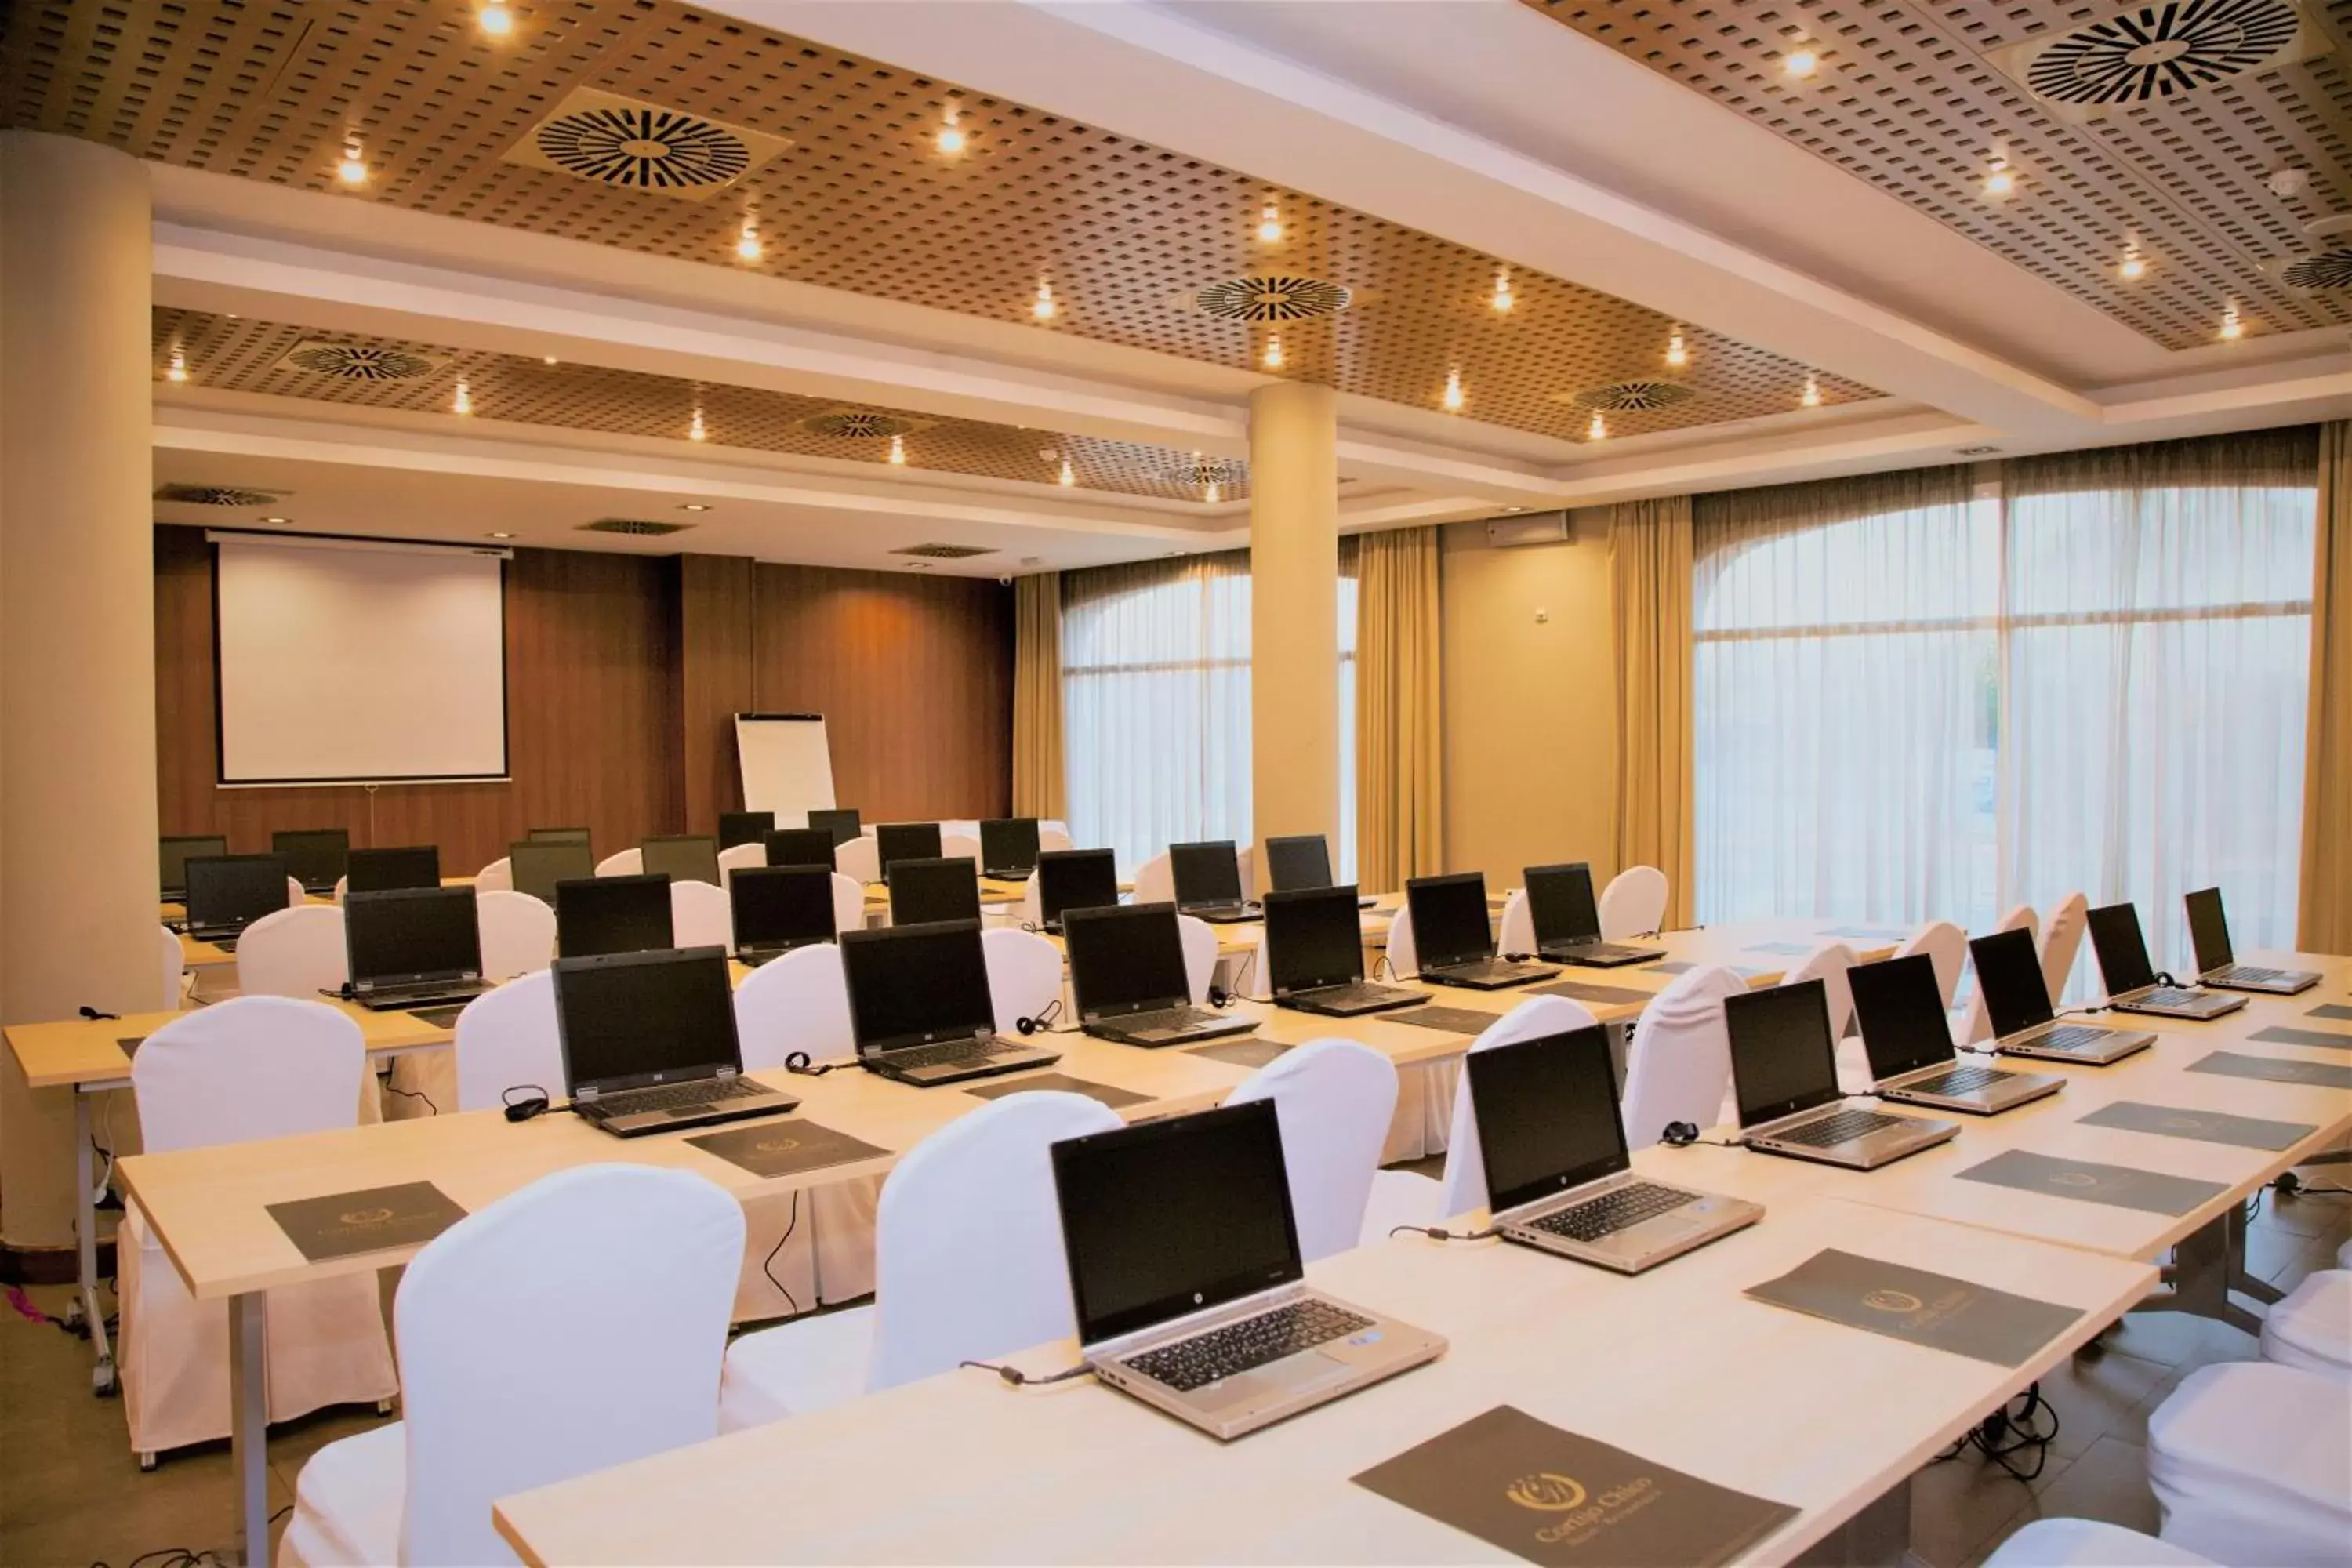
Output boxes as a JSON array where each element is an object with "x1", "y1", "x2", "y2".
[
  {"x1": 840, "y1": 920, "x2": 1060, "y2": 1086},
  {"x1": 554, "y1": 873, "x2": 674, "y2": 957},
  {"x1": 1472, "y1": 1025, "x2": 1761, "y2": 1272},
  {"x1": 181, "y1": 854, "x2": 292, "y2": 946},
  {"x1": 1171, "y1": 840, "x2": 1260, "y2": 924},
  {"x1": 1849, "y1": 953, "x2": 2061, "y2": 1116},
  {"x1": 717, "y1": 811, "x2": 774, "y2": 850},
  {"x1": 347, "y1": 846, "x2": 440, "y2": 895},
  {"x1": 807, "y1": 808, "x2": 861, "y2": 848},
  {"x1": 2088, "y1": 902, "x2": 2247, "y2": 1021},
  {"x1": 728, "y1": 866, "x2": 838, "y2": 965},
  {"x1": 1726, "y1": 980, "x2": 1959, "y2": 1168},
  {"x1": 1036, "y1": 848, "x2": 1120, "y2": 934},
  {"x1": 509, "y1": 840, "x2": 593, "y2": 904},
  {"x1": 979, "y1": 818, "x2": 1042, "y2": 880},
  {"x1": 526, "y1": 826, "x2": 592, "y2": 847},
  {"x1": 875, "y1": 822, "x2": 943, "y2": 878},
  {"x1": 761, "y1": 826, "x2": 837, "y2": 870},
  {"x1": 273, "y1": 829, "x2": 350, "y2": 895},
  {"x1": 1064, "y1": 902, "x2": 1253, "y2": 1047},
  {"x1": 888, "y1": 856, "x2": 982, "y2": 927},
  {"x1": 1053, "y1": 1099, "x2": 1444, "y2": 1440},
  {"x1": 160, "y1": 833, "x2": 228, "y2": 901},
  {"x1": 342, "y1": 887, "x2": 493, "y2": 1010},
  {"x1": 1405, "y1": 872, "x2": 1557, "y2": 989},
  {"x1": 1523, "y1": 862, "x2": 1664, "y2": 967},
  {"x1": 1970, "y1": 926, "x2": 2156, "y2": 1063},
  {"x1": 2184, "y1": 887, "x2": 2319, "y2": 995},
  {"x1": 551, "y1": 947, "x2": 799, "y2": 1138},
  {"x1": 1263, "y1": 887, "x2": 1425, "y2": 1015},
  {"x1": 1262, "y1": 833, "x2": 1376, "y2": 908},
  {"x1": 641, "y1": 834, "x2": 720, "y2": 887}
]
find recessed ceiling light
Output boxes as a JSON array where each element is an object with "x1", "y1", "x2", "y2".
[
  {"x1": 1441, "y1": 368, "x2": 1464, "y2": 412},
  {"x1": 937, "y1": 110, "x2": 967, "y2": 156},
  {"x1": 1502, "y1": 505, "x2": 1524, "y2": 513},
  {"x1": 1800, "y1": 376, "x2": 1823, "y2": 408},
  {"x1": 1262, "y1": 335, "x2": 1284, "y2": 369},
  {"x1": 1058, "y1": 459, "x2": 1075, "y2": 488},
  {"x1": 1586, "y1": 411, "x2": 1608, "y2": 441},
  {"x1": 2118, "y1": 245, "x2": 2147, "y2": 281},
  {"x1": 1256, "y1": 201, "x2": 1284, "y2": 244},
  {"x1": 165, "y1": 348, "x2": 190, "y2": 383},
  {"x1": 1204, "y1": 480, "x2": 1222, "y2": 504},
  {"x1": 735, "y1": 221, "x2": 763, "y2": 263},
  {"x1": 887, "y1": 433, "x2": 907, "y2": 465},
  {"x1": 1664, "y1": 331, "x2": 1688, "y2": 368},
  {"x1": 452, "y1": 379, "x2": 473, "y2": 416},
  {"x1": 688, "y1": 408, "x2": 708, "y2": 441},
  {"x1": 1981, "y1": 156, "x2": 2018, "y2": 201},
  {"x1": 2218, "y1": 303, "x2": 2245, "y2": 341},
  {"x1": 477, "y1": 2, "x2": 514, "y2": 36},
  {"x1": 1030, "y1": 280, "x2": 1057, "y2": 321},
  {"x1": 542, "y1": 355, "x2": 559, "y2": 365},
  {"x1": 485, "y1": 531, "x2": 515, "y2": 539},
  {"x1": 263, "y1": 516, "x2": 290, "y2": 524},
  {"x1": 1490, "y1": 269, "x2": 1515, "y2": 313},
  {"x1": 678, "y1": 503, "x2": 711, "y2": 512},
  {"x1": 336, "y1": 144, "x2": 368, "y2": 185},
  {"x1": 1784, "y1": 47, "x2": 1820, "y2": 78}
]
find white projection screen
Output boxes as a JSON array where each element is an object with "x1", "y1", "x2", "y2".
[
  {"x1": 211, "y1": 533, "x2": 510, "y2": 785},
  {"x1": 735, "y1": 713, "x2": 836, "y2": 824}
]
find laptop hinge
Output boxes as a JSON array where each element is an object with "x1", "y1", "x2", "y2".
[
  {"x1": 716, "y1": 1065, "x2": 737, "y2": 1083},
  {"x1": 575, "y1": 1085, "x2": 599, "y2": 1104}
]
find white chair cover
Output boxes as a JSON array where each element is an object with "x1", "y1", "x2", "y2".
[
  {"x1": 1132, "y1": 851, "x2": 1174, "y2": 906},
  {"x1": 733, "y1": 943, "x2": 854, "y2": 1070},
  {"x1": 1597, "y1": 866, "x2": 1668, "y2": 940},
  {"x1": 1981, "y1": 1519, "x2": 2215, "y2": 1566},
  {"x1": 1225, "y1": 1040, "x2": 1399, "y2": 1261},
  {"x1": 474, "y1": 890, "x2": 555, "y2": 980},
  {"x1": 1036, "y1": 826, "x2": 1074, "y2": 855},
  {"x1": 279, "y1": 1165, "x2": 744, "y2": 1568},
  {"x1": 1384, "y1": 903, "x2": 1419, "y2": 978},
  {"x1": 718, "y1": 1092, "x2": 1123, "y2": 1428},
  {"x1": 2041, "y1": 891, "x2": 2090, "y2": 1003},
  {"x1": 471, "y1": 857, "x2": 513, "y2": 894},
  {"x1": 1893, "y1": 920, "x2": 1969, "y2": 1007},
  {"x1": 2147, "y1": 1361, "x2": 2352, "y2": 1566},
  {"x1": 157, "y1": 924, "x2": 187, "y2": 1011},
  {"x1": 1237, "y1": 844, "x2": 1257, "y2": 900},
  {"x1": 235, "y1": 904, "x2": 348, "y2": 1000},
  {"x1": 833, "y1": 835, "x2": 880, "y2": 885},
  {"x1": 1018, "y1": 870, "x2": 1044, "y2": 927},
  {"x1": 122, "y1": 998, "x2": 396, "y2": 1457},
  {"x1": 717, "y1": 842, "x2": 765, "y2": 888},
  {"x1": 451, "y1": 971, "x2": 561, "y2": 1113},
  {"x1": 1780, "y1": 942, "x2": 1862, "y2": 1092},
  {"x1": 829, "y1": 871, "x2": 867, "y2": 934},
  {"x1": 1497, "y1": 889, "x2": 1534, "y2": 956},
  {"x1": 1178, "y1": 914, "x2": 1218, "y2": 1003},
  {"x1": 670, "y1": 878, "x2": 733, "y2": 949},
  {"x1": 593, "y1": 848, "x2": 642, "y2": 877},
  {"x1": 939, "y1": 832, "x2": 983, "y2": 863},
  {"x1": 2339, "y1": 1237, "x2": 2352, "y2": 1269},
  {"x1": 1618, "y1": 964, "x2": 1747, "y2": 1150},
  {"x1": 981, "y1": 927, "x2": 1062, "y2": 1035},
  {"x1": 728, "y1": 946, "x2": 848, "y2": 1311},
  {"x1": 2260, "y1": 1270, "x2": 2352, "y2": 1381},
  {"x1": 1432, "y1": 996, "x2": 1602, "y2": 1221}
]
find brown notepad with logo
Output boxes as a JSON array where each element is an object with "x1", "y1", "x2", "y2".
[
  {"x1": 268, "y1": 1181, "x2": 468, "y2": 1262},
  {"x1": 1388, "y1": 1004, "x2": 1510, "y2": 1035},
  {"x1": 2190, "y1": 1051, "x2": 2352, "y2": 1091},
  {"x1": 1185, "y1": 1036, "x2": 1290, "y2": 1069},
  {"x1": 688, "y1": 1119, "x2": 888, "y2": 1178},
  {"x1": 2307, "y1": 1004, "x2": 2352, "y2": 1022},
  {"x1": 1743, "y1": 1249, "x2": 2081, "y2": 1367},
  {"x1": 958, "y1": 1072, "x2": 1148, "y2": 1109},
  {"x1": 2246, "y1": 1025, "x2": 2352, "y2": 1051},
  {"x1": 1352, "y1": 1406, "x2": 1795, "y2": 1567},
  {"x1": 1955, "y1": 1149, "x2": 2223, "y2": 1216},
  {"x1": 2078, "y1": 1101, "x2": 2314, "y2": 1152},
  {"x1": 1531, "y1": 981, "x2": 1655, "y2": 1006}
]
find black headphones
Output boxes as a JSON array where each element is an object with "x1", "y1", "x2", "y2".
[
  {"x1": 1660, "y1": 1121, "x2": 1700, "y2": 1148},
  {"x1": 502, "y1": 1084, "x2": 550, "y2": 1123},
  {"x1": 1015, "y1": 1000, "x2": 1065, "y2": 1036},
  {"x1": 1207, "y1": 985, "x2": 1234, "y2": 1009},
  {"x1": 784, "y1": 1051, "x2": 843, "y2": 1076}
]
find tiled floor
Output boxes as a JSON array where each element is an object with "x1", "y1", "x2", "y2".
[{"x1": 3, "y1": 1185, "x2": 2345, "y2": 1566}]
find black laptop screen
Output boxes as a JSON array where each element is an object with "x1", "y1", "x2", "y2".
[
  {"x1": 641, "y1": 836, "x2": 720, "y2": 887},
  {"x1": 762, "y1": 828, "x2": 837, "y2": 869},
  {"x1": 1038, "y1": 849, "x2": 1120, "y2": 925},
  {"x1": 510, "y1": 840, "x2": 593, "y2": 903},
  {"x1": 980, "y1": 818, "x2": 1040, "y2": 874},
  {"x1": 1065, "y1": 902, "x2": 1191, "y2": 1017},
  {"x1": 888, "y1": 857, "x2": 982, "y2": 927},
  {"x1": 185, "y1": 855, "x2": 289, "y2": 928},
  {"x1": 551, "y1": 947, "x2": 742, "y2": 1096},
  {"x1": 840, "y1": 920, "x2": 994, "y2": 1051},
  {"x1": 2184, "y1": 887, "x2": 2233, "y2": 973},
  {"x1": 808, "y1": 808, "x2": 861, "y2": 847},
  {"x1": 1849, "y1": 953, "x2": 1955, "y2": 1082},
  {"x1": 345, "y1": 887, "x2": 481, "y2": 985},
  {"x1": 1406, "y1": 873, "x2": 1494, "y2": 969},
  {"x1": 527, "y1": 826, "x2": 592, "y2": 847},
  {"x1": 875, "y1": 822, "x2": 943, "y2": 875},
  {"x1": 1264, "y1": 887, "x2": 1367, "y2": 993},
  {"x1": 2087, "y1": 903, "x2": 2158, "y2": 994},
  {"x1": 1263, "y1": 835, "x2": 1333, "y2": 892},
  {"x1": 1170, "y1": 840, "x2": 1243, "y2": 906},
  {"x1": 1468, "y1": 1027, "x2": 1628, "y2": 1213},
  {"x1": 1971, "y1": 927, "x2": 2054, "y2": 1036},
  {"x1": 555, "y1": 874, "x2": 673, "y2": 957},
  {"x1": 717, "y1": 811, "x2": 774, "y2": 850},
  {"x1": 161, "y1": 834, "x2": 229, "y2": 896},
  {"x1": 1053, "y1": 1099, "x2": 1303, "y2": 1346},
  {"x1": 729, "y1": 866, "x2": 837, "y2": 951},
  {"x1": 1726, "y1": 980, "x2": 1841, "y2": 1128},
  {"x1": 272, "y1": 829, "x2": 350, "y2": 889},
  {"x1": 347, "y1": 846, "x2": 440, "y2": 894},
  {"x1": 1524, "y1": 862, "x2": 1602, "y2": 947}
]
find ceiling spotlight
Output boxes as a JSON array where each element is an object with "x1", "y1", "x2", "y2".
[
  {"x1": 1800, "y1": 376, "x2": 1823, "y2": 408},
  {"x1": 1031, "y1": 280, "x2": 1057, "y2": 321},
  {"x1": 452, "y1": 379, "x2": 473, "y2": 416},
  {"x1": 688, "y1": 407, "x2": 708, "y2": 441},
  {"x1": 1058, "y1": 459, "x2": 1075, "y2": 488},
  {"x1": 1204, "y1": 480, "x2": 1222, "y2": 505},
  {"x1": 887, "y1": 433, "x2": 907, "y2": 465},
  {"x1": 1586, "y1": 411, "x2": 1608, "y2": 441},
  {"x1": 1664, "y1": 331, "x2": 1689, "y2": 368},
  {"x1": 165, "y1": 348, "x2": 190, "y2": 383},
  {"x1": 2118, "y1": 246, "x2": 2147, "y2": 281},
  {"x1": 485, "y1": 531, "x2": 516, "y2": 540},
  {"x1": 1783, "y1": 46, "x2": 1820, "y2": 78},
  {"x1": 542, "y1": 355, "x2": 559, "y2": 365},
  {"x1": 678, "y1": 503, "x2": 712, "y2": 512},
  {"x1": 936, "y1": 111, "x2": 967, "y2": 156},
  {"x1": 1256, "y1": 202, "x2": 1284, "y2": 245},
  {"x1": 2219, "y1": 302, "x2": 2245, "y2": 341},
  {"x1": 735, "y1": 220, "x2": 763, "y2": 263},
  {"x1": 336, "y1": 143, "x2": 368, "y2": 185},
  {"x1": 1441, "y1": 368, "x2": 1464, "y2": 412},
  {"x1": 263, "y1": 516, "x2": 291, "y2": 524},
  {"x1": 1490, "y1": 270, "x2": 1515, "y2": 314},
  {"x1": 477, "y1": 2, "x2": 514, "y2": 36},
  {"x1": 1262, "y1": 335, "x2": 1284, "y2": 370},
  {"x1": 1981, "y1": 156, "x2": 2017, "y2": 201}
]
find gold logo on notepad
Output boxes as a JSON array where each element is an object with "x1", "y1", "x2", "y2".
[
  {"x1": 753, "y1": 1137, "x2": 801, "y2": 1155},
  {"x1": 1506, "y1": 1474, "x2": 1588, "y2": 1512},
  {"x1": 2161, "y1": 1116, "x2": 2204, "y2": 1131},
  {"x1": 2051, "y1": 1172, "x2": 2100, "y2": 1189},
  {"x1": 338, "y1": 1207, "x2": 397, "y2": 1228},
  {"x1": 1864, "y1": 1289, "x2": 1925, "y2": 1314}
]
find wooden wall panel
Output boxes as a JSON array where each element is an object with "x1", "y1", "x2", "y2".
[
  {"x1": 751, "y1": 564, "x2": 1013, "y2": 823},
  {"x1": 154, "y1": 526, "x2": 682, "y2": 872},
  {"x1": 677, "y1": 554, "x2": 756, "y2": 835}
]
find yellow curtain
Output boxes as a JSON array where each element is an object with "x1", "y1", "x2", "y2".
[
  {"x1": 1353, "y1": 527, "x2": 1444, "y2": 891},
  {"x1": 2300, "y1": 422, "x2": 2350, "y2": 954},
  {"x1": 1609, "y1": 496, "x2": 1695, "y2": 928},
  {"x1": 1010, "y1": 572, "x2": 1066, "y2": 819}
]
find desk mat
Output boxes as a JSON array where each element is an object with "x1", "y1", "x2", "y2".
[
  {"x1": 1744, "y1": 942, "x2": 1815, "y2": 957},
  {"x1": 1530, "y1": 981, "x2": 1656, "y2": 1007},
  {"x1": 1388, "y1": 1004, "x2": 1508, "y2": 1035},
  {"x1": 2076, "y1": 1101, "x2": 2316, "y2": 1152},
  {"x1": 2307, "y1": 1004, "x2": 2352, "y2": 1022},
  {"x1": 1352, "y1": 1405, "x2": 1795, "y2": 1567},
  {"x1": 1743, "y1": 1249, "x2": 2080, "y2": 1368},
  {"x1": 2246, "y1": 1025, "x2": 2352, "y2": 1051},
  {"x1": 688, "y1": 1119, "x2": 887, "y2": 1179},
  {"x1": 1955, "y1": 1149, "x2": 2224, "y2": 1217},
  {"x1": 1647, "y1": 961, "x2": 1765, "y2": 978},
  {"x1": 1821, "y1": 926, "x2": 1911, "y2": 942},
  {"x1": 1183, "y1": 1036, "x2": 1291, "y2": 1069},
  {"x1": 2189, "y1": 1051, "x2": 2352, "y2": 1091},
  {"x1": 268, "y1": 1181, "x2": 467, "y2": 1262},
  {"x1": 405, "y1": 1004, "x2": 470, "y2": 1030},
  {"x1": 959, "y1": 1072, "x2": 1148, "y2": 1109}
]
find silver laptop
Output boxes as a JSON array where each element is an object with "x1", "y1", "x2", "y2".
[
  {"x1": 2185, "y1": 887, "x2": 2318, "y2": 996},
  {"x1": 550, "y1": 947, "x2": 799, "y2": 1138},
  {"x1": 1726, "y1": 980, "x2": 1959, "y2": 1169},
  {"x1": 1052, "y1": 1100, "x2": 1444, "y2": 1441},
  {"x1": 1471, "y1": 1025, "x2": 1760, "y2": 1272},
  {"x1": 1263, "y1": 887, "x2": 1427, "y2": 1015},
  {"x1": 2088, "y1": 903, "x2": 2247, "y2": 1022},
  {"x1": 1523, "y1": 862, "x2": 1665, "y2": 967},
  {"x1": 1406, "y1": 872, "x2": 1559, "y2": 989},
  {"x1": 1969, "y1": 927, "x2": 2157, "y2": 1064},
  {"x1": 839, "y1": 920, "x2": 1060, "y2": 1087},
  {"x1": 341, "y1": 886, "x2": 493, "y2": 1011},
  {"x1": 1063, "y1": 902, "x2": 1253, "y2": 1047},
  {"x1": 1849, "y1": 953, "x2": 2061, "y2": 1116}
]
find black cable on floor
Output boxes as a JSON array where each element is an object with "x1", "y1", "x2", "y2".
[
  {"x1": 1935, "y1": 1381, "x2": 2058, "y2": 1481},
  {"x1": 760, "y1": 1190, "x2": 802, "y2": 1317}
]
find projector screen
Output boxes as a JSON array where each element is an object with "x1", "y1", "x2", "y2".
[{"x1": 211, "y1": 533, "x2": 510, "y2": 785}]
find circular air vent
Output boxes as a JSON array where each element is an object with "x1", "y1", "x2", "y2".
[
  {"x1": 154, "y1": 485, "x2": 283, "y2": 508},
  {"x1": 281, "y1": 343, "x2": 442, "y2": 381},
  {"x1": 1158, "y1": 459, "x2": 1246, "y2": 488},
  {"x1": 2280, "y1": 248, "x2": 2352, "y2": 292},
  {"x1": 2021, "y1": 0, "x2": 2302, "y2": 109},
  {"x1": 1192, "y1": 275, "x2": 1354, "y2": 322},
  {"x1": 799, "y1": 412, "x2": 914, "y2": 440},
  {"x1": 1565, "y1": 381, "x2": 1696, "y2": 413},
  {"x1": 532, "y1": 104, "x2": 754, "y2": 192}
]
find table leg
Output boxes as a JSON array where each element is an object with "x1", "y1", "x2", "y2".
[
  {"x1": 2225, "y1": 1200, "x2": 2283, "y2": 1306},
  {"x1": 2131, "y1": 1211, "x2": 2263, "y2": 1334},
  {"x1": 74, "y1": 1091, "x2": 117, "y2": 1395},
  {"x1": 229, "y1": 1290, "x2": 269, "y2": 1566}
]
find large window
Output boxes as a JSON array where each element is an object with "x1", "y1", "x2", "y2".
[{"x1": 1693, "y1": 430, "x2": 2318, "y2": 974}]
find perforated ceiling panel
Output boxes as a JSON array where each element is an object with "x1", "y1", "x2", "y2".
[
  {"x1": 1524, "y1": 0, "x2": 2352, "y2": 349},
  {"x1": 151, "y1": 308, "x2": 1276, "y2": 502},
  {"x1": 0, "y1": 0, "x2": 1876, "y2": 440}
]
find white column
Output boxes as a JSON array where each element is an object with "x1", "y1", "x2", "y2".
[{"x1": 1247, "y1": 381, "x2": 1340, "y2": 879}]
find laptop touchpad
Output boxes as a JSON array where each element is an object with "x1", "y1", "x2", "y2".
[{"x1": 1191, "y1": 1349, "x2": 1353, "y2": 1412}]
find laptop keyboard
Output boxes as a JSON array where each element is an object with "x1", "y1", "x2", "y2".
[
  {"x1": 2215, "y1": 965, "x2": 2292, "y2": 985},
  {"x1": 2137, "y1": 986, "x2": 2205, "y2": 1007},
  {"x1": 2042, "y1": 1024, "x2": 2115, "y2": 1051},
  {"x1": 1294, "y1": 983, "x2": 1413, "y2": 1011},
  {"x1": 1123, "y1": 1299, "x2": 1373, "y2": 1392},
  {"x1": 884, "y1": 1036, "x2": 1022, "y2": 1071},
  {"x1": 593, "y1": 1077, "x2": 764, "y2": 1116},
  {"x1": 1904, "y1": 1063, "x2": 2008, "y2": 1097},
  {"x1": 1109, "y1": 1006, "x2": 1224, "y2": 1036},
  {"x1": 1526, "y1": 1181, "x2": 1694, "y2": 1243},
  {"x1": 1776, "y1": 1108, "x2": 1908, "y2": 1149}
]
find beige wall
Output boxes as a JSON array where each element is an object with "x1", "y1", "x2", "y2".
[{"x1": 1439, "y1": 510, "x2": 1617, "y2": 889}]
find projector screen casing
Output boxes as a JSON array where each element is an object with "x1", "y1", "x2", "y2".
[{"x1": 211, "y1": 533, "x2": 511, "y2": 785}]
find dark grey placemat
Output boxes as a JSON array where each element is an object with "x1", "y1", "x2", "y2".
[
  {"x1": 1646, "y1": 960, "x2": 1695, "y2": 975},
  {"x1": 959, "y1": 1072, "x2": 1149, "y2": 1109},
  {"x1": 1530, "y1": 980, "x2": 1657, "y2": 1006},
  {"x1": 406, "y1": 1003, "x2": 470, "y2": 1030},
  {"x1": 2077, "y1": 1101, "x2": 2316, "y2": 1152},
  {"x1": 2307, "y1": 1004, "x2": 2352, "y2": 1022},
  {"x1": 2190, "y1": 1051, "x2": 2352, "y2": 1090},
  {"x1": 2247, "y1": 1025, "x2": 2352, "y2": 1051},
  {"x1": 687, "y1": 1119, "x2": 887, "y2": 1178},
  {"x1": 1822, "y1": 926, "x2": 1911, "y2": 942},
  {"x1": 1745, "y1": 942, "x2": 1815, "y2": 956},
  {"x1": 1955, "y1": 1149, "x2": 2225, "y2": 1216},
  {"x1": 1387, "y1": 1004, "x2": 1507, "y2": 1035},
  {"x1": 1352, "y1": 1405, "x2": 1795, "y2": 1567},
  {"x1": 118, "y1": 1035, "x2": 147, "y2": 1056},
  {"x1": 1744, "y1": 1250, "x2": 2082, "y2": 1367},
  {"x1": 1184, "y1": 1036, "x2": 1292, "y2": 1069},
  {"x1": 267, "y1": 1181, "x2": 467, "y2": 1262}
]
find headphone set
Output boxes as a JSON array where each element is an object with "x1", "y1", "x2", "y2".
[{"x1": 502, "y1": 1084, "x2": 550, "y2": 1123}]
